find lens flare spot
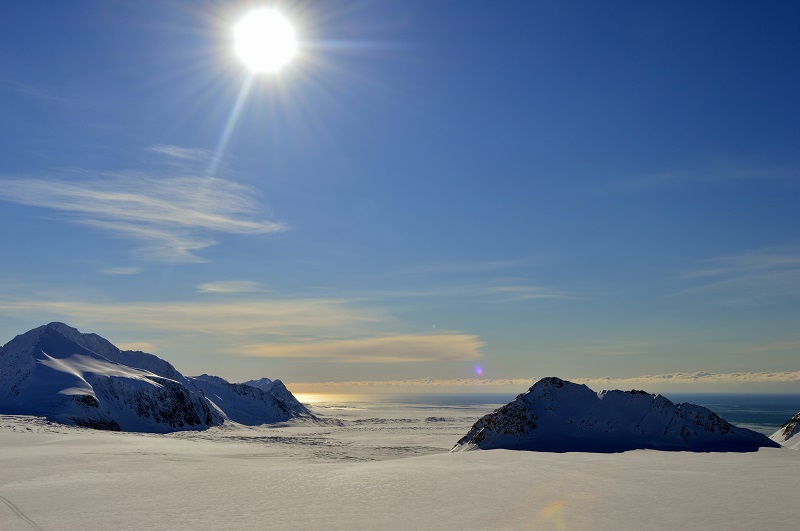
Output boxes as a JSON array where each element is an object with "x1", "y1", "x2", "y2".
[
  {"x1": 539, "y1": 500, "x2": 568, "y2": 530},
  {"x1": 474, "y1": 365, "x2": 484, "y2": 376}
]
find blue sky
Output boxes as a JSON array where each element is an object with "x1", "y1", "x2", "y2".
[{"x1": 1, "y1": 1, "x2": 799, "y2": 392}]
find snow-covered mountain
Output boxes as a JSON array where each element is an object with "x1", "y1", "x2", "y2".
[
  {"x1": 452, "y1": 377, "x2": 780, "y2": 453},
  {"x1": 0, "y1": 323, "x2": 219, "y2": 432},
  {"x1": 0, "y1": 323, "x2": 309, "y2": 432},
  {"x1": 190, "y1": 374, "x2": 313, "y2": 425},
  {"x1": 771, "y1": 412, "x2": 800, "y2": 450}
]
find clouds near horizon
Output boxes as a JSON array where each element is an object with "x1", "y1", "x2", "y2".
[
  {"x1": 238, "y1": 334, "x2": 483, "y2": 363},
  {"x1": 0, "y1": 295, "x2": 485, "y2": 365},
  {"x1": 0, "y1": 297, "x2": 384, "y2": 339},
  {"x1": 287, "y1": 371, "x2": 800, "y2": 393}
]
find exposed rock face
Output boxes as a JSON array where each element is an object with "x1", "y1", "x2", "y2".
[
  {"x1": 771, "y1": 412, "x2": 800, "y2": 450},
  {"x1": 452, "y1": 377, "x2": 780, "y2": 453},
  {"x1": 0, "y1": 323, "x2": 308, "y2": 432}
]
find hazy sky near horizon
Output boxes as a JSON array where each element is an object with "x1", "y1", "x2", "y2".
[{"x1": 1, "y1": 1, "x2": 799, "y2": 391}]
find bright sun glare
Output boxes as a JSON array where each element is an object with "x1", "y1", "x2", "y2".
[{"x1": 234, "y1": 9, "x2": 297, "y2": 73}]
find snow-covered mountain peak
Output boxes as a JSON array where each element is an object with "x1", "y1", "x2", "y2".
[
  {"x1": 535, "y1": 376, "x2": 569, "y2": 389},
  {"x1": 523, "y1": 376, "x2": 594, "y2": 401},
  {"x1": 1, "y1": 323, "x2": 310, "y2": 432},
  {"x1": 2, "y1": 322, "x2": 120, "y2": 362},
  {"x1": 188, "y1": 374, "x2": 314, "y2": 425},
  {"x1": 241, "y1": 377, "x2": 274, "y2": 391},
  {"x1": 452, "y1": 377, "x2": 780, "y2": 453},
  {"x1": 45, "y1": 321, "x2": 96, "y2": 344}
]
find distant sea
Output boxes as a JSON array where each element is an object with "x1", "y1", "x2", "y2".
[
  {"x1": 667, "y1": 393, "x2": 800, "y2": 435},
  {"x1": 302, "y1": 392, "x2": 800, "y2": 436}
]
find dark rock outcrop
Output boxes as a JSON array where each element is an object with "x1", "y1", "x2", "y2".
[{"x1": 452, "y1": 377, "x2": 780, "y2": 453}]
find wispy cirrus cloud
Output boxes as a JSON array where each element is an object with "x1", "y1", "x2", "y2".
[
  {"x1": 98, "y1": 266, "x2": 143, "y2": 275},
  {"x1": 397, "y1": 260, "x2": 522, "y2": 276},
  {"x1": 237, "y1": 334, "x2": 483, "y2": 363},
  {"x1": 197, "y1": 280, "x2": 266, "y2": 294},
  {"x1": 147, "y1": 144, "x2": 213, "y2": 162},
  {"x1": 363, "y1": 258, "x2": 572, "y2": 303},
  {"x1": 358, "y1": 283, "x2": 571, "y2": 303},
  {"x1": 629, "y1": 165, "x2": 796, "y2": 188},
  {"x1": 678, "y1": 245, "x2": 800, "y2": 303},
  {"x1": 0, "y1": 171, "x2": 287, "y2": 262},
  {"x1": 487, "y1": 285, "x2": 570, "y2": 302},
  {"x1": 0, "y1": 75, "x2": 65, "y2": 102},
  {"x1": 585, "y1": 341, "x2": 653, "y2": 357},
  {"x1": 0, "y1": 298, "x2": 386, "y2": 340},
  {"x1": 749, "y1": 340, "x2": 800, "y2": 352}
]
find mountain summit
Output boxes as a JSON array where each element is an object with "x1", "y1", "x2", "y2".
[
  {"x1": 0, "y1": 323, "x2": 311, "y2": 432},
  {"x1": 452, "y1": 377, "x2": 780, "y2": 453}
]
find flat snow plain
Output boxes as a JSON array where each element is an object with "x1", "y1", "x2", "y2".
[{"x1": 1, "y1": 398, "x2": 797, "y2": 530}]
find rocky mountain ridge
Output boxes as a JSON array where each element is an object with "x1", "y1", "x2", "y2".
[
  {"x1": 452, "y1": 377, "x2": 780, "y2": 453},
  {"x1": 771, "y1": 412, "x2": 800, "y2": 449}
]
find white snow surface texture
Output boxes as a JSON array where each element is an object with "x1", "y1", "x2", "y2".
[
  {"x1": 771, "y1": 412, "x2": 800, "y2": 449},
  {"x1": 1, "y1": 401, "x2": 798, "y2": 530},
  {"x1": 0, "y1": 322, "x2": 310, "y2": 432},
  {"x1": 452, "y1": 376, "x2": 780, "y2": 452}
]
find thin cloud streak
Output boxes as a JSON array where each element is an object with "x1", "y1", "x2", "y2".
[
  {"x1": 677, "y1": 246, "x2": 800, "y2": 302},
  {"x1": 237, "y1": 334, "x2": 483, "y2": 363},
  {"x1": 0, "y1": 298, "x2": 385, "y2": 340},
  {"x1": 396, "y1": 260, "x2": 522, "y2": 276},
  {"x1": 98, "y1": 266, "x2": 143, "y2": 275},
  {"x1": 584, "y1": 341, "x2": 654, "y2": 357},
  {"x1": 147, "y1": 144, "x2": 213, "y2": 161},
  {"x1": 0, "y1": 174, "x2": 287, "y2": 262},
  {"x1": 749, "y1": 341, "x2": 800, "y2": 352},
  {"x1": 487, "y1": 285, "x2": 571, "y2": 301},
  {"x1": 0, "y1": 75, "x2": 65, "y2": 102},
  {"x1": 577, "y1": 371, "x2": 800, "y2": 385},
  {"x1": 79, "y1": 219, "x2": 215, "y2": 263},
  {"x1": 197, "y1": 280, "x2": 266, "y2": 294},
  {"x1": 359, "y1": 284, "x2": 571, "y2": 302},
  {"x1": 288, "y1": 371, "x2": 800, "y2": 391},
  {"x1": 630, "y1": 165, "x2": 796, "y2": 188}
]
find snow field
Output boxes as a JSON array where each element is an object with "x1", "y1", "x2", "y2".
[{"x1": 1, "y1": 403, "x2": 798, "y2": 531}]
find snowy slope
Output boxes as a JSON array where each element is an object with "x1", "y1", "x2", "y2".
[
  {"x1": 1, "y1": 403, "x2": 798, "y2": 531},
  {"x1": 41, "y1": 322, "x2": 191, "y2": 384},
  {"x1": 771, "y1": 412, "x2": 800, "y2": 449},
  {"x1": 452, "y1": 377, "x2": 780, "y2": 452},
  {"x1": 0, "y1": 323, "x2": 219, "y2": 432},
  {"x1": 190, "y1": 374, "x2": 313, "y2": 425}
]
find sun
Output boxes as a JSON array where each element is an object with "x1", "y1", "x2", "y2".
[{"x1": 234, "y1": 9, "x2": 297, "y2": 74}]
